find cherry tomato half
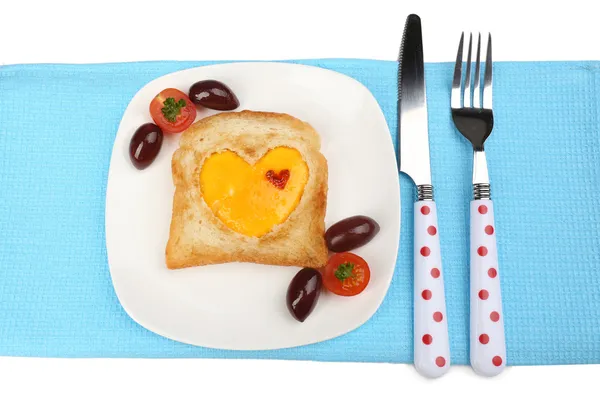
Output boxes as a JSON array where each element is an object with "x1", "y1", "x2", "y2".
[
  {"x1": 323, "y1": 252, "x2": 371, "y2": 296},
  {"x1": 149, "y1": 88, "x2": 196, "y2": 134}
]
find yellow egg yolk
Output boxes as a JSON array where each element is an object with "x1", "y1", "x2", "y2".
[{"x1": 200, "y1": 147, "x2": 309, "y2": 237}]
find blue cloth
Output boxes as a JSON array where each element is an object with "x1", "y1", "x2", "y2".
[{"x1": 1, "y1": 59, "x2": 599, "y2": 365}]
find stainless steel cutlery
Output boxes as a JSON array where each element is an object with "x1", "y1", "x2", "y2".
[
  {"x1": 451, "y1": 32, "x2": 506, "y2": 377},
  {"x1": 398, "y1": 14, "x2": 450, "y2": 378},
  {"x1": 398, "y1": 14, "x2": 506, "y2": 378}
]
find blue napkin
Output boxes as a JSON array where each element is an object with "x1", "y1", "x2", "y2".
[{"x1": 1, "y1": 59, "x2": 599, "y2": 365}]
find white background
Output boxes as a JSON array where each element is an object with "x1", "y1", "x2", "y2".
[{"x1": 1, "y1": 0, "x2": 599, "y2": 408}]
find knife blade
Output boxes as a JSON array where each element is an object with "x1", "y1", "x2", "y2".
[
  {"x1": 398, "y1": 13, "x2": 450, "y2": 378},
  {"x1": 398, "y1": 14, "x2": 431, "y2": 187}
]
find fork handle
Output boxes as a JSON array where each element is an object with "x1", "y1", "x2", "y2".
[
  {"x1": 470, "y1": 199, "x2": 506, "y2": 376},
  {"x1": 413, "y1": 200, "x2": 450, "y2": 378}
]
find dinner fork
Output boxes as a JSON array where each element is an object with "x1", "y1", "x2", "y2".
[{"x1": 451, "y1": 32, "x2": 506, "y2": 377}]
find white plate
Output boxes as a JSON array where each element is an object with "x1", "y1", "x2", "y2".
[{"x1": 105, "y1": 62, "x2": 400, "y2": 350}]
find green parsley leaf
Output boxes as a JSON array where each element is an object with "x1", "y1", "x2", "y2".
[
  {"x1": 334, "y1": 262, "x2": 355, "y2": 281},
  {"x1": 161, "y1": 97, "x2": 186, "y2": 123}
]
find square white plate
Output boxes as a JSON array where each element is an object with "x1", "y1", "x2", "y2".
[{"x1": 105, "y1": 62, "x2": 400, "y2": 350}]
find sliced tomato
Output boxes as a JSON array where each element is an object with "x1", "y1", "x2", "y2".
[
  {"x1": 149, "y1": 88, "x2": 196, "y2": 134},
  {"x1": 322, "y1": 252, "x2": 370, "y2": 296}
]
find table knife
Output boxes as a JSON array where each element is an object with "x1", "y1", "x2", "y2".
[{"x1": 398, "y1": 13, "x2": 450, "y2": 378}]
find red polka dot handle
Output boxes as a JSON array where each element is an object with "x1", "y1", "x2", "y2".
[
  {"x1": 470, "y1": 199, "x2": 506, "y2": 376},
  {"x1": 414, "y1": 202, "x2": 450, "y2": 378}
]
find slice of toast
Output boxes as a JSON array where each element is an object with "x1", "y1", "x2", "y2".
[{"x1": 165, "y1": 110, "x2": 329, "y2": 269}]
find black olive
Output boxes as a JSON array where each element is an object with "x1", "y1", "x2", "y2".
[
  {"x1": 325, "y1": 215, "x2": 380, "y2": 252},
  {"x1": 129, "y1": 123, "x2": 163, "y2": 170},
  {"x1": 189, "y1": 80, "x2": 240, "y2": 111},
  {"x1": 286, "y1": 268, "x2": 322, "y2": 322}
]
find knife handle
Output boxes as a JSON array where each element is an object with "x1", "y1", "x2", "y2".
[
  {"x1": 470, "y1": 199, "x2": 506, "y2": 376},
  {"x1": 413, "y1": 201, "x2": 450, "y2": 378}
]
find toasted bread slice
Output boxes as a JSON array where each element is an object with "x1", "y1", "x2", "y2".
[{"x1": 166, "y1": 110, "x2": 329, "y2": 269}]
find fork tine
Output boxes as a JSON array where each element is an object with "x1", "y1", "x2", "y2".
[
  {"x1": 473, "y1": 33, "x2": 481, "y2": 108},
  {"x1": 483, "y1": 33, "x2": 493, "y2": 109},
  {"x1": 451, "y1": 32, "x2": 464, "y2": 109},
  {"x1": 463, "y1": 33, "x2": 473, "y2": 108}
]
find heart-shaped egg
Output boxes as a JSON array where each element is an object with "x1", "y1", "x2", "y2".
[{"x1": 200, "y1": 147, "x2": 309, "y2": 237}]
